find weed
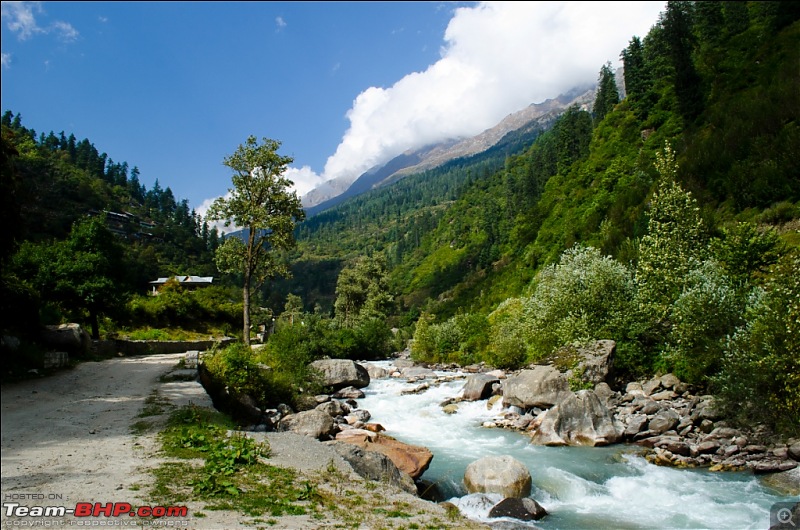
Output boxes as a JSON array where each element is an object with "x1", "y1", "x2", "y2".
[{"x1": 130, "y1": 420, "x2": 152, "y2": 434}]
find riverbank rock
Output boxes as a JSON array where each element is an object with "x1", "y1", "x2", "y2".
[
  {"x1": 336, "y1": 431, "x2": 433, "y2": 480},
  {"x1": 310, "y1": 359, "x2": 370, "y2": 390},
  {"x1": 488, "y1": 497, "x2": 548, "y2": 521},
  {"x1": 463, "y1": 455, "x2": 532, "y2": 498},
  {"x1": 529, "y1": 389, "x2": 623, "y2": 446},
  {"x1": 503, "y1": 366, "x2": 570, "y2": 410},
  {"x1": 560, "y1": 339, "x2": 616, "y2": 385},
  {"x1": 462, "y1": 373, "x2": 501, "y2": 401},
  {"x1": 761, "y1": 467, "x2": 800, "y2": 496},
  {"x1": 277, "y1": 409, "x2": 336, "y2": 440},
  {"x1": 329, "y1": 441, "x2": 417, "y2": 495}
]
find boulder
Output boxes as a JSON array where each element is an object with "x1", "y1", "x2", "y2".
[
  {"x1": 770, "y1": 502, "x2": 800, "y2": 530},
  {"x1": 278, "y1": 409, "x2": 336, "y2": 440},
  {"x1": 402, "y1": 366, "x2": 436, "y2": 380},
  {"x1": 40, "y1": 324, "x2": 91, "y2": 355},
  {"x1": 502, "y1": 366, "x2": 571, "y2": 410},
  {"x1": 462, "y1": 373, "x2": 501, "y2": 401},
  {"x1": 761, "y1": 467, "x2": 800, "y2": 496},
  {"x1": 463, "y1": 455, "x2": 532, "y2": 498},
  {"x1": 529, "y1": 390, "x2": 623, "y2": 446},
  {"x1": 648, "y1": 409, "x2": 680, "y2": 435},
  {"x1": 569, "y1": 339, "x2": 616, "y2": 385},
  {"x1": 332, "y1": 386, "x2": 365, "y2": 399},
  {"x1": 660, "y1": 373, "x2": 681, "y2": 389},
  {"x1": 310, "y1": 359, "x2": 370, "y2": 390},
  {"x1": 330, "y1": 442, "x2": 417, "y2": 495},
  {"x1": 336, "y1": 432, "x2": 433, "y2": 480},
  {"x1": 316, "y1": 399, "x2": 348, "y2": 418},
  {"x1": 488, "y1": 497, "x2": 548, "y2": 521},
  {"x1": 788, "y1": 442, "x2": 800, "y2": 462},
  {"x1": 363, "y1": 362, "x2": 389, "y2": 380}
]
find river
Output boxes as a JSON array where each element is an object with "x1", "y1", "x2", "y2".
[{"x1": 358, "y1": 362, "x2": 796, "y2": 529}]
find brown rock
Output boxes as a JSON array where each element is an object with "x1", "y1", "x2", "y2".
[{"x1": 336, "y1": 431, "x2": 433, "y2": 479}]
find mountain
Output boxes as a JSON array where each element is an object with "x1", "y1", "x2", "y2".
[{"x1": 302, "y1": 84, "x2": 596, "y2": 215}]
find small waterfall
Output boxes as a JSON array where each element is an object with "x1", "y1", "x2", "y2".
[{"x1": 358, "y1": 361, "x2": 795, "y2": 529}]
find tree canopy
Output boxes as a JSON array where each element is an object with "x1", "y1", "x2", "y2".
[{"x1": 206, "y1": 136, "x2": 305, "y2": 345}]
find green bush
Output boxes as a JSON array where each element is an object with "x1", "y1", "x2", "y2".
[
  {"x1": 204, "y1": 342, "x2": 317, "y2": 410},
  {"x1": 410, "y1": 311, "x2": 487, "y2": 365},
  {"x1": 126, "y1": 286, "x2": 240, "y2": 333},
  {"x1": 663, "y1": 260, "x2": 742, "y2": 385},
  {"x1": 486, "y1": 298, "x2": 528, "y2": 369},
  {"x1": 521, "y1": 244, "x2": 635, "y2": 361},
  {"x1": 713, "y1": 251, "x2": 800, "y2": 437}
]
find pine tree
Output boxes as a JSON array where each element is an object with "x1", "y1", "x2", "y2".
[{"x1": 592, "y1": 62, "x2": 621, "y2": 126}]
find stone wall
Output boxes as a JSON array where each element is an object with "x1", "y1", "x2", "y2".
[{"x1": 92, "y1": 337, "x2": 236, "y2": 356}]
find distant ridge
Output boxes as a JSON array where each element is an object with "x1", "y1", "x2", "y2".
[{"x1": 303, "y1": 84, "x2": 595, "y2": 217}]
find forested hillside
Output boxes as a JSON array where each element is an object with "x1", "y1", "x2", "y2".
[
  {"x1": 285, "y1": 1, "x2": 799, "y2": 434},
  {"x1": 1, "y1": 1, "x2": 797, "y2": 435},
  {"x1": 0, "y1": 113, "x2": 237, "y2": 350}
]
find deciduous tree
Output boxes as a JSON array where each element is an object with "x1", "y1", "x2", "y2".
[{"x1": 206, "y1": 136, "x2": 305, "y2": 346}]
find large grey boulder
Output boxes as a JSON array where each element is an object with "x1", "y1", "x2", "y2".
[
  {"x1": 40, "y1": 324, "x2": 91, "y2": 355},
  {"x1": 363, "y1": 362, "x2": 389, "y2": 380},
  {"x1": 310, "y1": 359, "x2": 370, "y2": 390},
  {"x1": 529, "y1": 390, "x2": 623, "y2": 446},
  {"x1": 330, "y1": 441, "x2": 417, "y2": 495},
  {"x1": 503, "y1": 366, "x2": 571, "y2": 410},
  {"x1": 462, "y1": 373, "x2": 501, "y2": 401},
  {"x1": 278, "y1": 409, "x2": 336, "y2": 440},
  {"x1": 561, "y1": 339, "x2": 616, "y2": 385},
  {"x1": 463, "y1": 455, "x2": 532, "y2": 498}
]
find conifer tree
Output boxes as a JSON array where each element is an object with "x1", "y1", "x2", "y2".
[{"x1": 592, "y1": 62, "x2": 620, "y2": 126}]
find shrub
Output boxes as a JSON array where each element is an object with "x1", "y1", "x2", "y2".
[
  {"x1": 713, "y1": 251, "x2": 800, "y2": 437},
  {"x1": 410, "y1": 312, "x2": 488, "y2": 365},
  {"x1": 204, "y1": 342, "x2": 318, "y2": 410},
  {"x1": 664, "y1": 260, "x2": 743, "y2": 385},
  {"x1": 485, "y1": 298, "x2": 528, "y2": 369},
  {"x1": 521, "y1": 244, "x2": 635, "y2": 361}
]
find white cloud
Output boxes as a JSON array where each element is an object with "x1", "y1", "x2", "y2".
[
  {"x1": 2, "y1": 1, "x2": 43, "y2": 40},
  {"x1": 284, "y1": 165, "x2": 326, "y2": 197},
  {"x1": 195, "y1": 165, "x2": 319, "y2": 233},
  {"x1": 1, "y1": 52, "x2": 10, "y2": 68},
  {"x1": 1, "y1": 1, "x2": 79, "y2": 41},
  {"x1": 310, "y1": 1, "x2": 664, "y2": 193},
  {"x1": 195, "y1": 192, "x2": 240, "y2": 236},
  {"x1": 275, "y1": 16, "x2": 286, "y2": 29},
  {"x1": 52, "y1": 20, "x2": 78, "y2": 41}
]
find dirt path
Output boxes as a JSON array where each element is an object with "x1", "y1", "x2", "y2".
[
  {"x1": 1, "y1": 354, "x2": 212, "y2": 521},
  {"x1": 1, "y1": 354, "x2": 488, "y2": 529}
]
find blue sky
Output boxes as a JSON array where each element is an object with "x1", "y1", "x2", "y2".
[{"x1": 1, "y1": 1, "x2": 666, "y2": 221}]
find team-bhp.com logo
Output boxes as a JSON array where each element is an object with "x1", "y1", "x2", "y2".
[{"x1": 4, "y1": 502, "x2": 188, "y2": 518}]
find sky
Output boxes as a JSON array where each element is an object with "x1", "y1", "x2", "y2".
[{"x1": 1, "y1": 1, "x2": 666, "y2": 226}]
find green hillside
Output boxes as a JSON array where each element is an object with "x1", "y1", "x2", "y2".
[{"x1": 286, "y1": 1, "x2": 799, "y2": 434}]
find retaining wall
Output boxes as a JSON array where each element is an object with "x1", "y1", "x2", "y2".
[{"x1": 93, "y1": 337, "x2": 237, "y2": 356}]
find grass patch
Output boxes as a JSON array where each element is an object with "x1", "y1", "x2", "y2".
[
  {"x1": 137, "y1": 389, "x2": 171, "y2": 417},
  {"x1": 130, "y1": 420, "x2": 153, "y2": 434},
  {"x1": 149, "y1": 405, "x2": 315, "y2": 519},
  {"x1": 144, "y1": 406, "x2": 485, "y2": 528}
]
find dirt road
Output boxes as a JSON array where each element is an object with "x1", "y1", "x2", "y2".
[{"x1": 1, "y1": 354, "x2": 487, "y2": 529}]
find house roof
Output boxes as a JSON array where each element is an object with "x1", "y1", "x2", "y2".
[{"x1": 149, "y1": 275, "x2": 213, "y2": 285}]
